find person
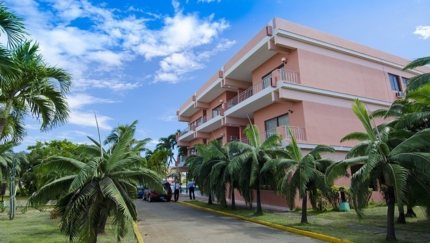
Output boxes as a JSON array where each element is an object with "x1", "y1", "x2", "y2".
[
  {"x1": 188, "y1": 180, "x2": 195, "y2": 200},
  {"x1": 174, "y1": 182, "x2": 180, "y2": 202}
]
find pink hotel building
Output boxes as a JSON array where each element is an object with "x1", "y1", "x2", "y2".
[{"x1": 175, "y1": 17, "x2": 430, "y2": 208}]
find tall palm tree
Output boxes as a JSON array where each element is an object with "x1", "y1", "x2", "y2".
[
  {"x1": 229, "y1": 123, "x2": 283, "y2": 214},
  {"x1": 325, "y1": 99, "x2": 430, "y2": 242},
  {"x1": 156, "y1": 133, "x2": 177, "y2": 167},
  {"x1": 205, "y1": 139, "x2": 240, "y2": 209},
  {"x1": 262, "y1": 127, "x2": 334, "y2": 223},
  {"x1": 184, "y1": 143, "x2": 217, "y2": 204},
  {"x1": 0, "y1": 41, "x2": 71, "y2": 141},
  {"x1": 28, "y1": 120, "x2": 162, "y2": 243}
]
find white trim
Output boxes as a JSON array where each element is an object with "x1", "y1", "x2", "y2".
[
  {"x1": 279, "y1": 82, "x2": 392, "y2": 107},
  {"x1": 178, "y1": 102, "x2": 196, "y2": 117},
  {"x1": 223, "y1": 36, "x2": 272, "y2": 77},
  {"x1": 274, "y1": 29, "x2": 424, "y2": 75},
  {"x1": 196, "y1": 78, "x2": 223, "y2": 101}
]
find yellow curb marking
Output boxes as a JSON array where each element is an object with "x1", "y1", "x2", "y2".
[
  {"x1": 133, "y1": 221, "x2": 144, "y2": 243},
  {"x1": 178, "y1": 201, "x2": 353, "y2": 243}
]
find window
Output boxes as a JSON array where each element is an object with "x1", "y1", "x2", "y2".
[
  {"x1": 190, "y1": 147, "x2": 196, "y2": 155},
  {"x1": 388, "y1": 74, "x2": 401, "y2": 91},
  {"x1": 402, "y1": 77, "x2": 409, "y2": 85},
  {"x1": 265, "y1": 114, "x2": 289, "y2": 138},
  {"x1": 212, "y1": 105, "x2": 221, "y2": 118}
]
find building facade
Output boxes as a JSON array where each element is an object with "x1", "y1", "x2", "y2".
[{"x1": 175, "y1": 17, "x2": 429, "y2": 208}]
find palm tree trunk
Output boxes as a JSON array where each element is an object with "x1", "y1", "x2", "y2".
[
  {"x1": 406, "y1": 206, "x2": 416, "y2": 217},
  {"x1": 208, "y1": 193, "x2": 213, "y2": 205},
  {"x1": 386, "y1": 186, "x2": 396, "y2": 241},
  {"x1": 397, "y1": 203, "x2": 406, "y2": 224},
  {"x1": 97, "y1": 213, "x2": 108, "y2": 233},
  {"x1": 256, "y1": 186, "x2": 262, "y2": 214},
  {"x1": 301, "y1": 191, "x2": 308, "y2": 224},
  {"x1": 231, "y1": 184, "x2": 236, "y2": 210}
]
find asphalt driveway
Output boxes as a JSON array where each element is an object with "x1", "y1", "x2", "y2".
[{"x1": 135, "y1": 197, "x2": 323, "y2": 243}]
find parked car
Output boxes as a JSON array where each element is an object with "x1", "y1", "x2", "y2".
[
  {"x1": 143, "y1": 181, "x2": 172, "y2": 202},
  {"x1": 137, "y1": 185, "x2": 144, "y2": 198}
]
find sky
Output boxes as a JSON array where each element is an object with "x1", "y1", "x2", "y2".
[{"x1": 5, "y1": 0, "x2": 430, "y2": 153}]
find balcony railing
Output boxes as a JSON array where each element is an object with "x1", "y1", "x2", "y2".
[
  {"x1": 226, "y1": 79, "x2": 269, "y2": 110},
  {"x1": 237, "y1": 126, "x2": 306, "y2": 145},
  {"x1": 280, "y1": 69, "x2": 300, "y2": 84},
  {"x1": 225, "y1": 70, "x2": 299, "y2": 110},
  {"x1": 180, "y1": 127, "x2": 188, "y2": 135}
]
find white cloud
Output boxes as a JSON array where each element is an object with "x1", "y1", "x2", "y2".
[
  {"x1": 67, "y1": 93, "x2": 117, "y2": 110},
  {"x1": 414, "y1": 25, "x2": 430, "y2": 39},
  {"x1": 6, "y1": 0, "x2": 234, "y2": 87},
  {"x1": 158, "y1": 115, "x2": 177, "y2": 122},
  {"x1": 24, "y1": 124, "x2": 41, "y2": 130},
  {"x1": 66, "y1": 94, "x2": 117, "y2": 129}
]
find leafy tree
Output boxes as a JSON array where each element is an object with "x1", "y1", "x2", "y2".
[
  {"x1": 24, "y1": 140, "x2": 84, "y2": 194},
  {"x1": 262, "y1": 127, "x2": 334, "y2": 223},
  {"x1": 229, "y1": 124, "x2": 283, "y2": 214},
  {"x1": 326, "y1": 99, "x2": 430, "y2": 241},
  {"x1": 28, "y1": 120, "x2": 162, "y2": 243}
]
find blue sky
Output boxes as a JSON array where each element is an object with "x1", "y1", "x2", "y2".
[{"x1": 5, "y1": 0, "x2": 430, "y2": 153}]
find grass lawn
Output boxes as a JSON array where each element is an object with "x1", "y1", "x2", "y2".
[
  {"x1": 0, "y1": 207, "x2": 138, "y2": 243},
  {"x1": 185, "y1": 200, "x2": 430, "y2": 243}
]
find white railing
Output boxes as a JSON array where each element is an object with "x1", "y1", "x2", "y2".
[
  {"x1": 226, "y1": 79, "x2": 269, "y2": 110},
  {"x1": 280, "y1": 70, "x2": 300, "y2": 84},
  {"x1": 236, "y1": 126, "x2": 306, "y2": 145},
  {"x1": 280, "y1": 126, "x2": 306, "y2": 141}
]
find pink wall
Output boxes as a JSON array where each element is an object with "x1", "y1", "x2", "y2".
[
  {"x1": 302, "y1": 101, "x2": 364, "y2": 147},
  {"x1": 273, "y1": 18, "x2": 430, "y2": 74}
]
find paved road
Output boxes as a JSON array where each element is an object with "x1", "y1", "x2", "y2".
[{"x1": 135, "y1": 197, "x2": 323, "y2": 243}]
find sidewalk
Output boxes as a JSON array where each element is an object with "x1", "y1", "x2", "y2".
[{"x1": 179, "y1": 192, "x2": 430, "y2": 243}]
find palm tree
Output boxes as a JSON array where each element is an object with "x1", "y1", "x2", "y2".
[
  {"x1": 262, "y1": 127, "x2": 334, "y2": 223},
  {"x1": 28, "y1": 120, "x2": 162, "y2": 243},
  {"x1": 184, "y1": 143, "x2": 217, "y2": 204},
  {"x1": 0, "y1": 2, "x2": 26, "y2": 78},
  {"x1": 205, "y1": 139, "x2": 240, "y2": 209},
  {"x1": 325, "y1": 99, "x2": 430, "y2": 242},
  {"x1": 156, "y1": 133, "x2": 178, "y2": 167},
  {"x1": 104, "y1": 123, "x2": 151, "y2": 155},
  {"x1": 403, "y1": 56, "x2": 430, "y2": 91},
  {"x1": 229, "y1": 123, "x2": 283, "y2": 214},
  {"x1": 0, "y1": 41, "x2": 71, "y2": 141}
]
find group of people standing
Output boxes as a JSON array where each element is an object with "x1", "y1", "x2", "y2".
[{"x1": 173, "y1": 180, "x2": 196, "y2": 202}]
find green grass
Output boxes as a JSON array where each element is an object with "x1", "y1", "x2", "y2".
[
  {"x1": 185, "y1": 200, "x2": 430, "y2": 243},
  {"x1": 0, "y1": 208, "x2": 138, "y2": 243}
]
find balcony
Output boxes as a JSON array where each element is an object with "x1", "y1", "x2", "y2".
[{"x1": 226, "y1": 70, "x2": 299, "y2": 111}]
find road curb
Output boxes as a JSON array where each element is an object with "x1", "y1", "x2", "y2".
[
  {"x1": 132, "y1": 221, "x2": 145, "y2": 243},
  {"x1": 178, "y1": 201, "x2": 352, "y2": 243}
]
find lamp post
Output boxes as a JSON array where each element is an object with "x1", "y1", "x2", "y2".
[{"x1": 339, "y1": 187, "x2": 350, "y2": 212}]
